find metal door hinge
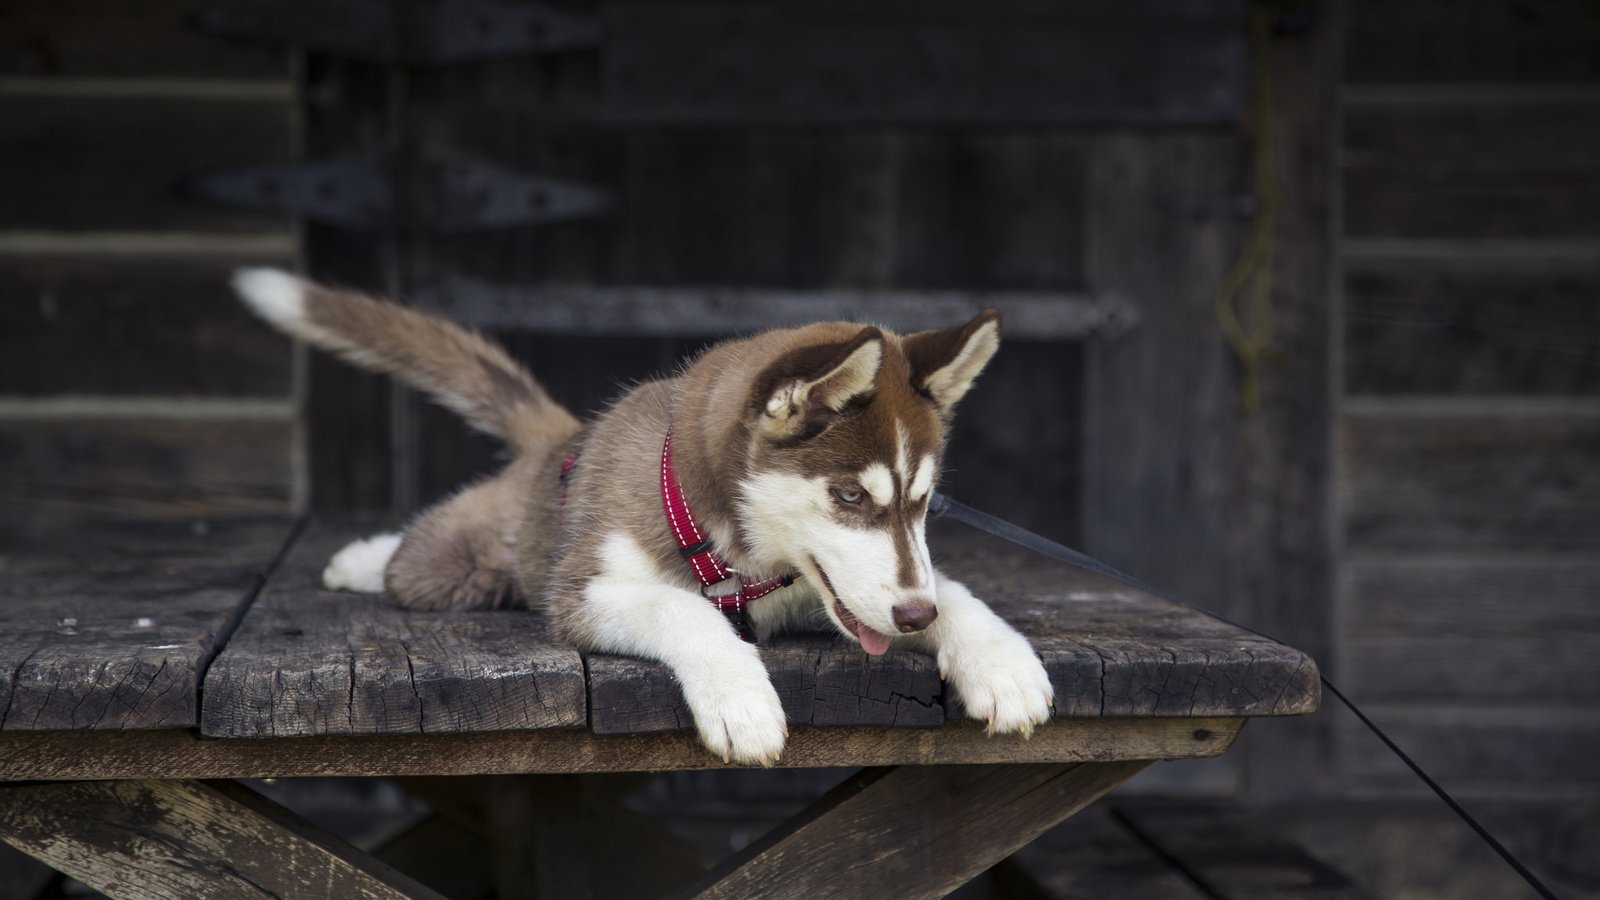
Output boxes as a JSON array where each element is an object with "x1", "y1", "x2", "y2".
[
  {"x1": 185, "y1": 151, "x2": 611, "y2": 232},
  {"x1": 197, "y1": 0, "x2": 600, "y2": 64}
]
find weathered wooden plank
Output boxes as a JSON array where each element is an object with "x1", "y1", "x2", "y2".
[
  {"x1": 589, "y1": 526, "x2": 1316, "y2": 735},
  {"x1": 0, "y1": 0, "x2": 288, "y2": 78},
  {"x1": 0, "y1": 518, "x2": 292, "y2": 732},
  {"x1": 1343, "y1": 405, "x2": 1600, "y2": 552},
  {"x1": 940, "y1": 342, "x2": 1084, "y2": 545},
  {"x1": 0, "y1": 95, "x2": 291, "y2": 232},
  {"x1": 890, "y1": 133, "x2": 1088, "y2": 290},
  {"x1": 997, "y1": 806, "x2": 1208, "y2": 899},
  {"x1": 0, "y1": 779, "x2": 443, "y2": 900},
  {"x1": 301, "y1": 55, "x2": 399, "y2": 514},
  {"x1": 587, "y1": 635, "x2": 944, "y2": 735},
  {"x1": 588, "y1": 545, "x2": 1313, "y2": 736},
  {"x1": 0, "y1": 258, "x2": 291, "y2": 396},
  {"x1": 0, "y1": 515, "x2": 295, "y2": 567},
  {"x1": 419, "y1": 281, "x2": 1117, "y2": 339},
  {"x1": 0, "y1": 717, "x2": 1242, "y2": 781},
  {"x1": 602, "y1": 2, "x2": 1243, "y2": 125},
  {"x1": 1234, "y1": 6, "x2": 1343, "y2": 802},
  {"x1": 1345, "y1": 258, "x2": 1600, "y2": 395},
  {"x1": 1339, "y1": 706, "x2": 1600, "y2": 795},
  {"x1": 686, "y1": 760, "x2": 1151, "y2": 900},
  {"x1": 200, "y1": 520, "x2": 589, "y2": 737},
  {"x1": 1116, "y1": 803, "x2": 1375, "y2": 898},
  {"x1": 1345, "y1": 0, "x2": 1600, "y2": 84},
  {"x1": 1345, "y1": 104, "x2": 1600, "y2": 240},
  {"x1": 935, "y1": 530, "x2": 1320, "y2": 720},
  {"x1": 0, "y1": 417, "x2": 294, "y2": 529},
  {"x1": 1081, "y1": 132, "x2": 1244, "y2": 644},
  {"x1": 1345, "y1": 558, "x2": 1600, "y2": 703}
]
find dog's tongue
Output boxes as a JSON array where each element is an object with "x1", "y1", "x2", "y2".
[
  {"x1": 835, "y1": 600, "x2": 894, "y2": 656},
  {"x1": 856, "y1": 626, "x2": 893, "y2": 656}
]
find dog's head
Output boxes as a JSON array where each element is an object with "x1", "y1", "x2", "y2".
[{"x1": 734, "y1": 311, "x2": 1000, "y2": 654}]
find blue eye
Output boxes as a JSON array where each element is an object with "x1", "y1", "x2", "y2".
[{"x1": 833, "y1": 488, "x2": 864, "y2": 505}]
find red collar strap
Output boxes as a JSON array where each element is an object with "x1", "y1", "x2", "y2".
[{"x1": 660, "y1": 428, "x2": 797, "y2": 643}]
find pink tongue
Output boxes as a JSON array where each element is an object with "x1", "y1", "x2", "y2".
[{"x1": 857, "y1": 627, "x2": 893, "y2": 656}]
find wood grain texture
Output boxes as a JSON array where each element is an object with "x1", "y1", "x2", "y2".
[
  {"x1": 1344, "y1": 103, "x2": 1600, "y2": 240},
  {"x1": 201, "y1": 520, "x2": 588, "y2": 737},
  {"x1": 685, "y1": 760, "x2": 1150, "y2": 900},
  {"x1": 0, "y1": 95, "x2": 291, "y2": 233},
  {"x1": 1081, "y1": 133, "x2": 1243, "y2": 639},
  {"x1": 1116, "y1": 803, "x2": 1375, "y2": 898},
  {"x1": 1345, "y1": 0, "x2": 1600, "y2": 84},
  {"x1": 603, "y1": 2, "x2": 1243, "y2": 126},
  {"x1": 0, "y1": 0, "x2": 288, "y2": 78},
  {"x1": 0, "y1": 258, "x2": 291, "y2": 397},
  {"x1": 589, "y1": 525, "x2": 1316, "y2": 734},
  {"x1": 1339, "y1": 706, "x2": 1600, "y2": 796},
  {"x1": 1235, "y1": 10, "x2": 1342, "y2": 802},
  {"x1": 0, "y1": 779, "x2": 443, "y2": 900},
  {"x1": 0, "y1": 518, "x2": 292, "y2": 732},
  {"x1": 0, "y1": 718, "x2": 1242, "y2": 781},
  {"x1": 587, "y1": 635, "x2": 944, "y2": 735},
  {"x1": 1345, "y1": 558, "x2": 1600, "y2": 703},
  {"x1": 0, "y1": 417, "x2": 294, "y2": 528},
  {"x1": 300, "y1": 54, "x2": 398, "y2": 514},
  {"x1": 1345, "y1": 259, "x2": 1600, "y2": 395},
  {"x1": 1342, "y1": 407, "x2": 1600, "y2": 552},
  {"x1": 935, "y1": 530, "x2": 1321, "y2": 720}
]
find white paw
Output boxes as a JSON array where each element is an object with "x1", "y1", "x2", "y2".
[
  {"x1": 322, "y1": 533, "x2": 402, "y2": 593},
  {"x1": 681, "y1": 667, "x2": 789, "y2": 767},
  {"x1": 942, "y1": 626, "x2": 1055, "y2": 737}
]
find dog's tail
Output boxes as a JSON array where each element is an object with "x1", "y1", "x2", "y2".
[{"x1": 231, "y1": 267, "x2": 576, "y2": 453}]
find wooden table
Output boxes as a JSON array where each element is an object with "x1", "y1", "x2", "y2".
[{"x1": 0, "y1": 517, "x2": 1318, "y2": 899}]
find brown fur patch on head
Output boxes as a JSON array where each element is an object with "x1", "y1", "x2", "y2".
[
  {"x1": 903, "y1": 309, "x2": 1002, "y2": 414},
  {"x1": 751, "y1": 326, "x2": 885, "y2": 443},
  {"x1": 750, "y1": 328, "x2": 945, "y2": 492}
]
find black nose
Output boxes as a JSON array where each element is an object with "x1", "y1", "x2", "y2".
[{"x1": 892, "y1": 600, "x2": 938, "y2": 633}]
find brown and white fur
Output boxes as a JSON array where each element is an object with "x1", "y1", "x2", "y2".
[{"x1": 234, "y1": 268, "x2": 1054, "y2": 765}]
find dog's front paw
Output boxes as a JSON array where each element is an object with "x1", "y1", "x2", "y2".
[
  {"x1": 682, "y1": 671, "x2": 789, "y2": 767},
  {"x1": 942, "y1": 628, "x2": 1055, "y2": 737}
]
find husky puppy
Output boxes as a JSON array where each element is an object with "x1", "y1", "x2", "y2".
[{"x1": 234, "y1": 269, "x2": 1054, "y2": 764}]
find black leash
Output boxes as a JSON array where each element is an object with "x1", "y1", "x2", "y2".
[{"x1": 929, "y1": 490, "x2": 1562, "y2": 900}]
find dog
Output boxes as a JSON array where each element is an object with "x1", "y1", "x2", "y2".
[{"x1": 233, "y1": 268, "x2": 1054, "y2": 765}]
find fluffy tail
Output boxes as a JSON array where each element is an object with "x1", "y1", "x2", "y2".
[{"x1": 232, "y1": 267, "x2": 576, "y2": 453}]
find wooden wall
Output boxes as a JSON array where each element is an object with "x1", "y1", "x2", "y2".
[
  {"x1": 1337, "y1": 0, "x2": 1600, "y2": 799},
  {"x1": 0, "y1": 2, "x2": 298, "y2": 537},
  {"x1": 4, "y1": 0, "x2": 1597, "y2": 812}
]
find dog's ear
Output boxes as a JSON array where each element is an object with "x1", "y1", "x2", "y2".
[
  {"x1": 903, "y1": 309, "x2": 1001, "y2": 413},
  {"x1": 755, "y1": 327, "x2": 884, "y2": 441}
]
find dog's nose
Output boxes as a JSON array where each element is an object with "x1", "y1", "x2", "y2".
[{"x1": 892, "y1": 600, "x2": 938, "y2": 634}]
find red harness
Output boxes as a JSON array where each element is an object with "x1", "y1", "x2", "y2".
[{"x1": 660, "y1": 428, "x2": 797, "y2": 642}]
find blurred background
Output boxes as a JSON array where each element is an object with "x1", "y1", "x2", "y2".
[{"x1": 1, "y1": 1, "x2": 1596, "y2": 897}]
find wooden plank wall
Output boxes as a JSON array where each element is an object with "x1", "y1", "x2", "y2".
[
  {"x1": 1338, "y1": 0, "x2": 1600, "y2": 799},
  {"x1": 0, "y1": 1, "x2": 299, "y2": 536}
]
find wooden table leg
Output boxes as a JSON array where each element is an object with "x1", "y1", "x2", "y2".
[
  {"x1": 681, "y1": 759, "x2": 1152, "y2": 900},
  {"x1": 0, "y1": 779, "x2": 444, "y2": 900}
]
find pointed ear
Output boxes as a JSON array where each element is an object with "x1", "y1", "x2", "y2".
[
  {"x1": 755, "y1": 327, "x2": 884, "y2": 441},
  {"x1": 904, "y1": 309, "x2": 1001, "y2": 413}
]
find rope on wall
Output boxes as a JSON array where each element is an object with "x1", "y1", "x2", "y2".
[{"x1": 1215, "y1": 6, "x2": 1282, "y2": 415}]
